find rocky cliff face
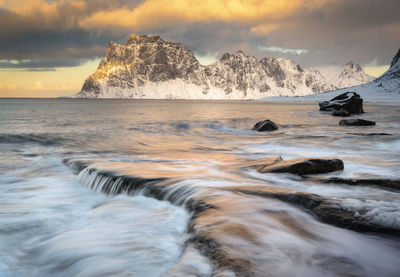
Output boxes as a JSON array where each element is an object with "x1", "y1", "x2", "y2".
[
  {"x1": 76, "y1": 34, "x2": 372, "y2": 99},
  {"x1": 377, "y1": 48, "x2": 400, "y2": 81}
]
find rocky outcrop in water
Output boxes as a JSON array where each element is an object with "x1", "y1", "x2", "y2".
[
  {"x1": 339, "y1": 119, "x2": 376, "y2": 126},
  {"x1": 311, "y1": 177, "x2": 400, "y2": 190},
  {"x1": 232, "y1": 187, "x2": 400, "y2": 236},
  {"x1": 252, "y1": 119, "x2": 278, "y2": 132},
  {"x1": 319, "y1": 92, "x2": 364, "y2": 114},
  {"x1": 254, "y1": 157, "x2": 344, "y2": 175},
  {"x1": 63, "y1": 158, "x2": 400, "y2": 277}
]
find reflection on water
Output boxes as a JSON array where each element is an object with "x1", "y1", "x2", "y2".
[{"x1": 0, "y1": 99, "x2": 399, "y2": 276}]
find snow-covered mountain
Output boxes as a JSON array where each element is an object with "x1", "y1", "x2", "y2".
[
  {"x1": 268, "y1": 49, "x2": 400, "y2": 103},
  {"x1": 75, "y1": 34, "x2": 373, "y2": 99},
  {"x1": 313, "y1": 62, "x2": 374, "y2": 89}
]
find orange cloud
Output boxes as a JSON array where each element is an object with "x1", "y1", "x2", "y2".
[
  {"x1": 79, "y1": 0, "x2": 332, "y2": 34},
  {"x1": 0, "y1": 0, "x2": 87, "y2": 29},
  {"x1": 1, "y1": 0, "x2": 58, "y2": 16}
]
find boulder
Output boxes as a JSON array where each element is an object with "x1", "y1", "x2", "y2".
[
  {"x1": 332, "y1": 108, "x2": 350, "y2": 117},
  {"x1": 319, "y1": 92, "x2": 364, "y2": 114},
  {"x1": 255, "y1": 157, "x2": 344, "y2": 175},
  {"x1": 252, "y1": 119, "x2": 278, "y2": 132},
  {"x1": 339, "y1": 119, "x2": 375, "y2": 126}
]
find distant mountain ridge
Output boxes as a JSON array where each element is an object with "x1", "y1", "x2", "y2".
[
  {"x1": 312, "y1": 62, "x2": 374, "y2": 89},
  {"x1": 269, "y1": 48, "x2": 400, "y2": 102},
  {"x1": 75, "y1": 34, "x2": 374, "y2": 99}
]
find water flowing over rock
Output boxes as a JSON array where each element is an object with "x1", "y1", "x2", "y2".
[
  {"x1": 310, "y1": 177, "x2": 400, "y2": 190},
  {"x1": 75, "y1": 34, "x2": 372, "y2": 99},
  {"x1": 319, "y1": 91, "x2": 364, "y2": 114},
  {"x1": 62, "y1": 158, "x2": 400, "y2": 276}
]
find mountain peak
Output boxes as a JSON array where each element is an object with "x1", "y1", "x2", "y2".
[
  {"x1": 75, "y1": 34, "x2": 374, "y2": 99},
  {"x1": 344, "y1": 61, "x2": 362, "y2": 72},
  {"x1": 390, "y1": 48, "x2": 400, "y2": 68},
  {"x1": 126, "y1": 34, "x2": 162, "y2": 45}
]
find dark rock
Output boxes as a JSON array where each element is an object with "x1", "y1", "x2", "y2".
[
  {"x1": 252, "y1": 119, "x2": 278, "y2": 132},
  {"x1": 332, "y1": 108, "x2": 350, "y2": 117},
  {"x1": 233, "y1": 188, "x2": 400, "y2": 236},
  {"x1": 313, "y1": 177, "x2": 400, "y2": 190},
  {"x1": 319, "y1": 92, "x2": 364, "y2": 114},
  {"x1": 339, "y1": 119, "x2": 375, "y2": 126},
  {"x1": 348, "y1": 133, "x2": 391, "y2": 136},
  {"x1": 255, "y1": 157, "x2": 344, "y2": 175}
]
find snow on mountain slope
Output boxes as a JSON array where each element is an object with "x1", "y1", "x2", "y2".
[
  {"x1": 75, "y1": 34, "x2": 340, "y2": 99},
  {"x1": 264, "y1": 49, "x2": 400, "y2": 103},
  {"x1": 312, "y1": 62, "x2": 375, "y2": 89}
]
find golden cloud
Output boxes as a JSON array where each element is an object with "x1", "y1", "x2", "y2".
[
  {"x1": 1, "y1": 0, "x2": 58, "y2": 16},
  {"x1": 0, "y1": 0, "x2": 87, "y2": 29},
  {"x1": 79, "y1": 0, "x2": 332, "y2": 34}
]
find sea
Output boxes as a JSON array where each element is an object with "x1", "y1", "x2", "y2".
[{"x1": 0, "y1": 98, "x2": 399, "y2": 277}]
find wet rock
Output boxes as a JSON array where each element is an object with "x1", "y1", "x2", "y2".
[
  {"x1": 252, "y1": 119, "x2": 278, "y2": 132},
  {"x1": 339, "y1": 119, "x2": 376, "y2": 126},
  {"x1": 347, "y1": 133, "x2": 391, "y2": 136},
  {"x1": 312, "y1": 177, "x2": 400, "y2": 190},
  {"x1": 231, "y1": 187, "x2": 400, "y2": 236},
  {"x1": 319, "y1": 92, "x2": 364, "y2": 114},
  {"x1": 255, "y1": 157, "x2": 344, "y2": 175},
  {"x1": 332, "y1": 108, "x2": 350, "y2": 117}
]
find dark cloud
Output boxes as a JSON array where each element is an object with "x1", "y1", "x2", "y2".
[{"x1": 0, "y1": 0, "x2": 399, "y2": 69}]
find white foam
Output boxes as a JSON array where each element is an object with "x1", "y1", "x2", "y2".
[
  {"x1": 0, "y1": 164, "x2": 190, "y2": 277},
  {"x1": 339, "y1": 198, "x2": 400, "y2": 229}
]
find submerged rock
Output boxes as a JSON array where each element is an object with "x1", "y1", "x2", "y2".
[
  {"x1": 252, "y1": 119, "x2": 278, "y2": 132},
  {"x1": 231, "y1": 187, "x2": 400, "y2": 236},
  {"x1": 332, "y1": 108, "x2": 350, "y2": 117},
  {"x1": 312, "y1": 177, "x2": 400, "y2": 190},
  {"x1": 319, "y1": 91, "x2": 364, "y2": 114},
  {"x1": 255, "y1": 157, "x2": 344, "y2": 175},
  {"x1": 339, "y1": 119, "x2": 376, "y2": 126},
  {"x1": 347, "y1": 133, "x2": 391, "y2": 136}
]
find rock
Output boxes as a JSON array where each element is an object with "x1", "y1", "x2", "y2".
[
  {"x1": 252, "y1": 119, "x2": 278, "y2": 132},
  {"x1": 332, "y1": 108, "x2": 350, "y2": 117},
  {"x1": 231, "y1": 187, "x2": 400, "y2": 236},
  {"x1": 347, "y1": 133, "x2": 391, "y2": 136},
  {"x1": 319, "y1": 91, "x2": 364, "y2": 114},
  {"x1": 339, "y1": 119, "x2": 376, "y2": 126},
  {"x1": 255, "y1": 157, "x2": 344, "y2": 175},
  {"x1": 312, "y1": 177, "x2": 400, "y2": 190}
]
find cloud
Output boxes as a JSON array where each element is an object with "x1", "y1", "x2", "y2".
[
  {"x1": 78, "y1": 0, "x2": 314, "y2": 33},
  {"x1": 0, "y1": 0, "x2": 399, "y2": 68},
  {"x1": 257, "y1": 46, "x2": 309, "y2": 56},
  {"x1": 0, "y1": 58, "x2": 91, "y2": 68},
  {"x1": 194, "y1": 51, "x2": 219, "y2": 65}
]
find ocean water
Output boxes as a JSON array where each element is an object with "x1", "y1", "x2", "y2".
[{"x1": 0, "y1": 98, "x2": 399, "y2": 277}]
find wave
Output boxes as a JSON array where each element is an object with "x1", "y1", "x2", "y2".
[{"x1": 0, "y1": 133, "x2": 69, "y2": 146}]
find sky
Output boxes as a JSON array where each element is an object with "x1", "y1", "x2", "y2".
[{"x1": 0, "y1": 0, "x2": 399, "y2": 98}]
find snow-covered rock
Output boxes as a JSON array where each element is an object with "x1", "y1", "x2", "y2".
[
  {"x1": 312, "y1": 62, "x2": 374, "y2": 89},
  {"x1": 76, "y1": 34, "x2": 370, "y2": 99},
  {"x1": 264, "y1": 49, "x2": 400, "y2": 103}
]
